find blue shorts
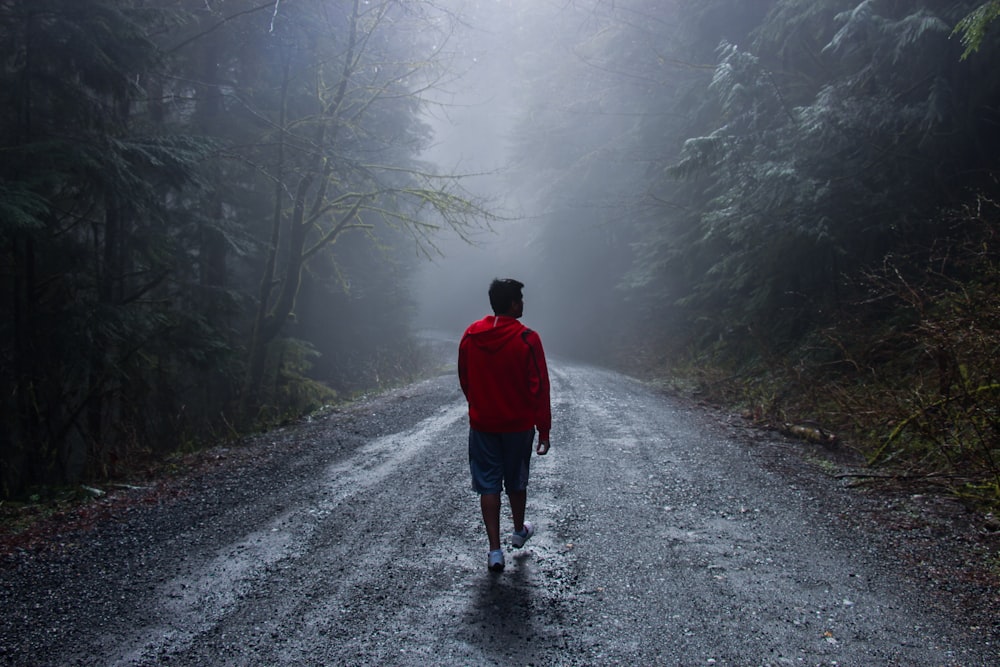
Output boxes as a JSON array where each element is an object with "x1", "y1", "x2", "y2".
[{"x1": 468, "y1": 428, "x2": 534, "y2": 495}]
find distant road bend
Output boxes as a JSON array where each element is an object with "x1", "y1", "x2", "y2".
[{"x1": 1, "y1": 357, "x2": 996, "y2": 665}]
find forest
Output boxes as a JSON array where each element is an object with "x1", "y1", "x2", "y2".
[{"x1": 2, "y1": 0, "x2": 1000, "y2": 509}]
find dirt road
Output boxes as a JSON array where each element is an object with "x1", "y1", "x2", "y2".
[{"x1": 2, "y1": 358, "x2": 997, "y2": 665}]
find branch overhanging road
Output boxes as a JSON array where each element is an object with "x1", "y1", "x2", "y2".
[{"x1": 1, "y1": 359, "x2": 996, "y2": 665}]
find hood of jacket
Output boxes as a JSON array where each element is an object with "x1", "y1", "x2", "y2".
[{"x1": 462, "y1": 315, "x2": 525, "y2": 353}]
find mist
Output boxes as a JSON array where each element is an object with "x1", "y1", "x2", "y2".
[
  {"x1": 5, "y1": 0, "x2": 998, "y2": 492},
  {"x1": 412, "y1": 1, "x2": 541, "y2": 338},
  {"x1": 413, "y1": 1, "x2": 630, "y2": 359}
]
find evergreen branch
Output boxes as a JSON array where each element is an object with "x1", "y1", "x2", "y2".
[{"x1": 952, "y1": 0, "x2": 1000, "y2": 59}]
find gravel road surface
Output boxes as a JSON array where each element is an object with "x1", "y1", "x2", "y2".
[{"x1": 2, "y1": 356, "x2": 998, "y2": 665}]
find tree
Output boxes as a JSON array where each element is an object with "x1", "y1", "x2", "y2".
[
  {"x1": 224, "y1": 0, "x2": 488, "y2": 413},
  {"x1": 0, "y1": 0, "x2": 489, "y2": 495},
  {"x1": 644, "y1": 1, "x2": 990, "y2": 346},
  {"x1": 0, "y1": 0, "x2": 212, "y2": 492}
]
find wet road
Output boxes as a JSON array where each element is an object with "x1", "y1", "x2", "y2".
[{"x1": 2, "y1": 360, "x2": 996, "y2": 665}]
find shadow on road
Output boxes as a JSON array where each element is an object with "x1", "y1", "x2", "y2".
[{"x1": 462, "y1": 551, "x2": 551, "y2": 660}]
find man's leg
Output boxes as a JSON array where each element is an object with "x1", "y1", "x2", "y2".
[
  {"x1": 480, "y1": 493, "x2": 502, "y2": 551},
  {"x1": 508, "y1": 489, "x2": 526, "y2": 533},
  {"x1": 502, "y1": 431, "x2": 533, "y2": 534}
]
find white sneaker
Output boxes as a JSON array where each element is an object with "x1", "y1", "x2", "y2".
[
  {"x1": 488, "y1": 549, "x2": 505, "y2": 572},
  {"x1": 511, "y1": 521, "x2": 534, "y2": 548}
]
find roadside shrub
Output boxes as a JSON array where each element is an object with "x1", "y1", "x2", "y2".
[
  {"x1": 659, "y1": 194, "x2": 1000, "y2": 510},
  {"x1": 795, "y1": 196, "x2": 1000, "y2": 507}
]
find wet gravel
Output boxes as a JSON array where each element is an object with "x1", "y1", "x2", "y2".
[{"x1": 1, "y1": 359, "x2": 999, "y2": 665}]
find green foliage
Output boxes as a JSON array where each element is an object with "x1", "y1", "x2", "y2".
[
  {"x1": 953, "y1": 0, "x2": 1000, "y2": 58},
  {"x1": 253, "y1": 337, "x2": 338, "y2": 426}
]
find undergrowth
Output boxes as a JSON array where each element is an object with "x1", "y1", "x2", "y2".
[{"x1": 634, "y1": 196, "x2": 1000, "y2": 513}]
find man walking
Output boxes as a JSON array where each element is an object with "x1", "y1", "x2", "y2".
[{"x1": 458, "y1": 278, "x2": 551, "y2": 572}]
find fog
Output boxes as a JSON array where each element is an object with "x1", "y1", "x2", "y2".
[
  {"x1": 413, "y1": 1, "x2": 596, "y2": 354},
  {"x1": 7, "y1": 0, "x2": 997, "y2": 494}
]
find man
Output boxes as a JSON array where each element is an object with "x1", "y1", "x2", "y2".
[{"x1": 458, "y1": 278, "x2": 551, "y2": 573}]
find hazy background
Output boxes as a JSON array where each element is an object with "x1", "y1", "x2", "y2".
[
  {"x1": 6, "y1": 0, "x2": 999, "y2": 495},
  {"x1": 413, "y1": 0, "x2": 540, "y2": 337},
  {"x1": 413, "y1": 0, "x2": 640, "y2": 360},
  {"x1": 411, "y1": 1, "x2": 601, "y2": 346}
]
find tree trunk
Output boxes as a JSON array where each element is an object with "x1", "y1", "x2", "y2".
[{"x1": 240, "y1": 0, "x2": 365, "y2": 417}]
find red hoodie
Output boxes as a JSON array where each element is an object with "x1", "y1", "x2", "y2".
[{"x1": 458, "y1": 315, "x2": 551, "y2": 441}]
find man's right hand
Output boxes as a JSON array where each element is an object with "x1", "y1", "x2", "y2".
[{"x1": 536, "y1": 440, "x2": 550, "y2": 455}]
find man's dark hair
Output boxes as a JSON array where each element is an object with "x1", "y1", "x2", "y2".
[{"x1": 489, "y1": 278, "x2": 524, "y2": 315}]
